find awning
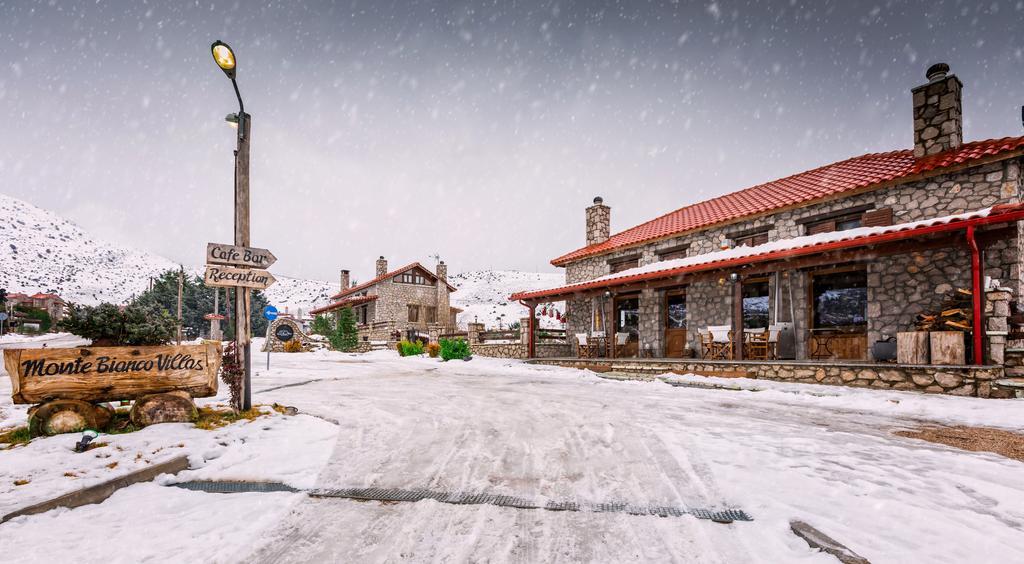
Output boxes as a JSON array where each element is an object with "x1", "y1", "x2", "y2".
[{"x1": 511, "y1": 203, "x2": 1024, "y2": 303}]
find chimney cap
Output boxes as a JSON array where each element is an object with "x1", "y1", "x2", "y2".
[
  {"x1": 593, "y1": 196, "x2": 604, "y2": 205},
  {"x1": 378, "y1": 255, "x2": 385, "y2": 259},
  {"x1": 925, "y1": 62, "x2": 950, "y2": 82}
]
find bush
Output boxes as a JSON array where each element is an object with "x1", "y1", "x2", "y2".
[
  {"x1": 439, "y1": 338, "x2": 471, "y2": 361},
  {"x1": 283, "y1": 339, "x2": 303, "y2": 353},
  {"x1": 398, "y1": 339, "x2": 425, "y2": 357},
  {"x1": 427, "y1": 343, "x2": 441, "y2": 358},
  {"x1": 61, "y1": 302, "x2": 176, "y2": 346},
  {"x1": 329, "y1": 307, "x2": 359, "y2": 351},
  {"x1": 15, "y1": 306, "x2": 51, "y2": 332},
  {"x1": 310, "y1": 314, "x2": 333, "y2": 336}
]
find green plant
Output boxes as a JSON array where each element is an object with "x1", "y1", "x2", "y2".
[
  {"x1": 60, "y1": 302, "x2": 176, "y2": 346},
  {"x1": 427, "y1": 343, "x2": 441, "y2": 358},
  {"x1": 310, "y1": 314, "x2": 333, "y2": 336},
  {"x1": 15, "y1": 306, "x2": 51, "y2": 332},
  {"x1": 439, "y1": 338, "x2": 471, "y2": 361},
  {"x1": 329, "y1": 307, "x2": 359, "y2": 351},
  {"x1": 398, "y1": 339, "x2": 425, "y2": 356}
]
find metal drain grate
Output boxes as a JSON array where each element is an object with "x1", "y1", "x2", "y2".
[
  {"x1": 167, "y1": 481, "x2": 751, "y2": 522},
  {"x1": 172, "y1": 481, "x2": 300, "y2": 494}
]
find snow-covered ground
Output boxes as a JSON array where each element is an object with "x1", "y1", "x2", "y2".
[
  {"x1": 450, "y1": 270, "x2": 566, "y2": 329},
  {"x1": 1, "y1": 334, "x2": 1023, "y2": 562}
]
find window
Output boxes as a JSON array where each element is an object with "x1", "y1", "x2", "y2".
[
  {"x1": 812, "y1": 270, "x2": 868, "y2": 328},
  {"x1": 615, "y1": 296, "x2": 640, "y2": 339},
  {"x1": 609, "y1": 258, "x2": 639, "y2": 273},
  {"x1": 666, "y1": 293, "x2": 686, "y2": 329},
  {"x1": 408, "y1": 305, "x2": 420, "y2": 323},
  {"x1": 735, "y1": 231, "x2": 769, "y2": 248},
  {"x1": 395, "y1": 272, "x2": 432, "y2": 285},
  {"x1": 657, "y1": 245, "x2": 688, "y2": 261},
  {"x1": 356, "y1": 305, "x2": 368, "y2": 325},
  {"x1": 742, "y1": 279, "x2": 770, "y2": 328},
  {"x1": 425, "y1": 306, "x2": 436, "y2": 324}
]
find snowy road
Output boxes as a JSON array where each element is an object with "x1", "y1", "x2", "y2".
[
  {"x1": 2, "y1": 340, "x2": 1023, "y2": 563},
  {"x1": 246, "y1": 352, "x2": 1023, "y2": 563}
]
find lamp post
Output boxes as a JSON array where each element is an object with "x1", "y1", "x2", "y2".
[{"x1": 211, "y1": 40, "x2": 253, "y2": 411}]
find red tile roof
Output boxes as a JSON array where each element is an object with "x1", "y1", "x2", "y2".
[
  {"x1": 552, "y1": 137, "x2": 1024, "y2": 266},
  {"x1": 331, "y1": 262, "x2": 457, "y2": 300},
  {"x1": 514, "y1": 203, "x2": 1024, "y2": 302},
  {"x1": 30, "y1": 293, "x2": 63, "y2": 301},
  {"x1": 309, "y1": 294, "x2": 379, "y2": 315}
]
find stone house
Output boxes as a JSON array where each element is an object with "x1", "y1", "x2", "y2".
[
  {"x1": 6, "y1": 292, "x2": 67, "y2": 322},
  {"x1": 311, "y1": 256, "x2": 461, "y2": 343},
  {"x1": 512, "y1": 63, "x2": 1024, "y2": 398}
]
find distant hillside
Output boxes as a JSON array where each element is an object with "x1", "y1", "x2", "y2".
[
  {"x1": 0, "y1": 193, "x2": 337, "y2": 311},
  {"x1": 449, "y1": 270, "x2": 566, "y2": 330}
]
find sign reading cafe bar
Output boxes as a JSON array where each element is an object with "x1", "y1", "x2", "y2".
[
  {"x1": 3, "y1": 344, "x2": 221, "y2": 404},
  {"x1": 206, "y1": 242, "x2": 277, "y2": 269}
]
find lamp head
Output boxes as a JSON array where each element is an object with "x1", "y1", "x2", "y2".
[{"x1": 211, "y1": 40, "x2": 237, "y2": 79}]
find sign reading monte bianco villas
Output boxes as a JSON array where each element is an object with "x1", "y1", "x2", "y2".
[
  {"x1": 204, "y1": 265, "x2": 277, "y2": 290},
  {"x1": 3, "y1": 343, "x2": 221, "y2": 404},
  {"x1": 206, "y1": 242, "x2": 277, "y2": 268}
]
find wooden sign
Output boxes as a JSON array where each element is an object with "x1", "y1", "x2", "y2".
[
  {"x1": 204, "y1": 265, "x2": 277, "y2": 290},
  {"x1": 204, "y1": 313, "x2": 226, "y2": 321},
  {"x1": 3, "y1": 343, "x2": 221, "y2": 404},
  {"x1": 206, "y1": 242, "x2": 277, "y2": 268}
]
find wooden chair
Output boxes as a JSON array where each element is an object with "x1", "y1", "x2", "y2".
[
  {"x1": 707, "y1": 325, "x2": 733, "y2": 360},
  {"x1": 592, "y1": 331, "x2": 607, "y2": 357},
  {"x1": 699, "y1": 328, "x2": 714, "y2": 359},
  {"x1": 745, "y1": 327, "x2": 768, "y2": 360},
  {"x1": 613, "y1": 332, "x2": 629, "y2": 357},
  {"x1": 575, "y1": 333, "x2": 593, "y2": 358},
  {"x1": 766, "y1": 325, "x2": 782, "y2": 360}
]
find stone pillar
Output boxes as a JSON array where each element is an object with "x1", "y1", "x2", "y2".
[
  {"x1": 585, "y1": 197, "x2": 611, "y2": 246},
  {"x1": 340, "y1": 269, "x2": 350, "y2": 290},
  {"x1": 911, "y1": 63, "x2": 962, "y2": 158},
  {"x1": 468, "y1": 322, "x2": 484, "y2": 345},
  {"x1": 985, "y1": 289, "x2": 1011, "y2": 365},
  {"x1": 520, "y1": 317, "x2": 533, "y2": 345},
  {"x1": 436, "y1": 260, "x2": 451, "y2": 330},
  {"x1": 638, "y1": 289, "x2": 662, "y2": 356},
  {"x1": 376, "y1": 256, "x2": 388, "y2": 278}
]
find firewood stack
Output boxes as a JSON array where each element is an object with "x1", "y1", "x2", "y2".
[{"x1": 914, "y1": 288, "x2": 973, "y2": 332}]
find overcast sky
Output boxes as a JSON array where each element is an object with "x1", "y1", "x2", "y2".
[{"x1": 2, "y1": 1, "x2": 1023, "y2": 284}]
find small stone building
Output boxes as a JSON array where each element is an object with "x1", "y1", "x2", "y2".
[
  {"x1": 311, "y1": 257, "x2": 460, "y2": 344},
  {"x1": 512, "y1": 63, "x2": 1024, "y2": 398}
]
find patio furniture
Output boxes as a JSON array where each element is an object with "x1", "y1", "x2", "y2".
[
  {"x1": 745, "y1": 327, "x2": 769, "y2": 360},
  {"x1": 613, "y1": 332, "x2": 629, "y2": 357},
  {"x1": 707, "y1": 325, "x2": 733, "y2": 360},
  {"x1": 699, "y1": 328, "x2": 714, "y2": 359},
  {"x1": 591, "y1": 331, "x2": 608, "y2": 357},
  {"x1": 575, "y1": 333, "x2": 592, "y2": 358},
  {"x1": 766, "y1": 325, "x2": 782, "y2": 360}
]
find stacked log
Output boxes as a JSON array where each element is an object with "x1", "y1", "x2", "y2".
[{"x1": 915, "y1": 288, "x2": 973, "y2": 332}]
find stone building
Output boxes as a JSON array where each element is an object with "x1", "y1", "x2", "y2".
[
  {"x1": 310, "y1": 256, "x2": 460, "y2": 344},
  {"x1": 512, "y1": 63, "x2": 1024, "y2": 398}
]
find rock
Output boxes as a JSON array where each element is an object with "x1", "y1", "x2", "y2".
[
  {"x1": 858, "y1": 369, "x2": 878, "y2": 381},
  {"x1": 878, "y1": 370, "x2": 905, "y2": 383},
  {"x1": 911, "y1": 373, "x2": 934, "y2": 387},
  {"x1": 840, "y1": 370, "x2": 858, "y2": 382},
  {"x1": 130, "y1": 392, "x2": 198, "y2": 427},
  {"x1": 947, "y1": 384, "x2": 976, "y2": 397},
  {"x1": 28, "y1": 400, "x2": 113, "y2": 437},
  {"x1": 934, "y1": 372, "x2": 963, "y2": 389},
  {"x1": 814, "y1": 369, "x2": 827, "y2": 382},
  {"x1": 924, "y1": 385, "x2": 945, "y2": 393}
]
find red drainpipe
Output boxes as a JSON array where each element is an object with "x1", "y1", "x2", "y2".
[{"x1": 966, "y1": 226, "x2": 984, "y2": 365}]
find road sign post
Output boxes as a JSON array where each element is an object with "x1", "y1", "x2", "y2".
[{"x1": 264, "y1": 305, "x2": 279, "y2": 370}]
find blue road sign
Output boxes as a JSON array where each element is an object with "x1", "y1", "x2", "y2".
[{"x1": 263, "y1": 305, "x2": 278, "y2": 321}]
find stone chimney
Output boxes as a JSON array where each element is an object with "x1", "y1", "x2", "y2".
[
  {"x1": 586, "y1": 196, "x2": 611, "y2": 246},
  {"x1": 912, "y1": 63, "x2": 962, "y2": 158},
  {"x1": 376, "y1": 256, "x2": 388, "y2": 278},
  {"x1": 436, "y1": 260, "x2": 448, "y2": 281},
  {"x1": 340, "y1": 269, "x2": 350, "y2": 290}
]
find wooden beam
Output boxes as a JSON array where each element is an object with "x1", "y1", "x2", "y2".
[{"x1": 732, "y1": 278, "x2": 743, "y2": 360}]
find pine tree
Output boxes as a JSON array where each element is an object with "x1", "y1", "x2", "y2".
[
  {"x1": 330, "y1": 307, "x2": 359, "y2": 351},
  {"x1": 311, "y1": 314, "x2": 333, "y2": 336}
]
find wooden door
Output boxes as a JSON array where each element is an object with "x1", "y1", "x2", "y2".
[{"x1": 664, "y1": 290, "x2": 687, "y2": 357}]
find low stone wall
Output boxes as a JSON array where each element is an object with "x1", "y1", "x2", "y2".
[
  {"x1": 528, "y1": 358, "x2": 1004, "y2": 398},
  {"x1": 473, "y1": 343, "x2": 572, "y2": 359}
]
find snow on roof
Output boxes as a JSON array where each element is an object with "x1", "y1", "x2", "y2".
[
  {"x1": 512, "y1": 204, "x2": 1023, "y2": 302},
  {"x1": 552, "y1": 136, "x2": 1024, "y2": 266}
]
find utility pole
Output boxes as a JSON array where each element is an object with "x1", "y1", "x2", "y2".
[
  {"x1": 235, "y1": 111, "x2": 253, "y2": 410},
  {"x1": 177, "y1": 268, "x2": 184, "y2": 345}
]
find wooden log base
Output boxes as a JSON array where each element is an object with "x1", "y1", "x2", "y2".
[
  {"x1": 28, "y1": 400, "x2": 114, "y2": 437},
  {"x1": 130, "y1": 391, "x2": 198, "y2": 427}
]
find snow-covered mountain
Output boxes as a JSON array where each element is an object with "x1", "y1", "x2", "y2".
[
  {"x1": 0, "y1": 193, "x2": 337, "y2": 311},
  {"x1": 449, "y1": 270, "x2": 566, "y2": 330}
]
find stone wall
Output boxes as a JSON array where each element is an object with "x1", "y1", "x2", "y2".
[
  {"x1": 529, "y1": 358, "x2": 1003, "y2": 398},
  {"x1": 473, "y1": 342, "x2": 572, "y2": 359},
  {"x1": 638, "y1": 289, "x2": 662, "y2": 356},
  {"x1": 685, "y1": 279, "x2": 733, "y2": 352},
  {"x1": 261, "y1": 318, "x2": 315, "y2": 352}
]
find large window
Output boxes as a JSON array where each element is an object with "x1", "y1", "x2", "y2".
[
  {"x1": 735, "y1": 231, "x2": 769, "y2": 248},
  {"x1": 742, "y1": 279, "x2": 770, "y2": 328},
  {"x1": 408, "y1": 304, "x2": 420, "y2": 323},
  {"x1": 615, "y1": 296, "x2": 640, "y2": 339},
  {"x1": 812, "y1": 270, "x2": 868, "y2": 328},
  {"x1": 666, "y1": 293, "x2": 686, "y2": 329},
  {"x1": 609, "y1": 258, "x2": 639, "y2": 273},
  {"x1": 357, "y1": 305, "x2": 368, "y2": 325},
  {"x1": 425, "y1": 306, "x2": 437, "y2": 324},
  {"x1": 395, "y1": 272, "x2": 432, "y2": 285}
]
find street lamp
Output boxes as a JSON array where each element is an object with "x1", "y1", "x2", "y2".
[{"x1": 211, "y1": 39, "x2": 253, "y2": 411}]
